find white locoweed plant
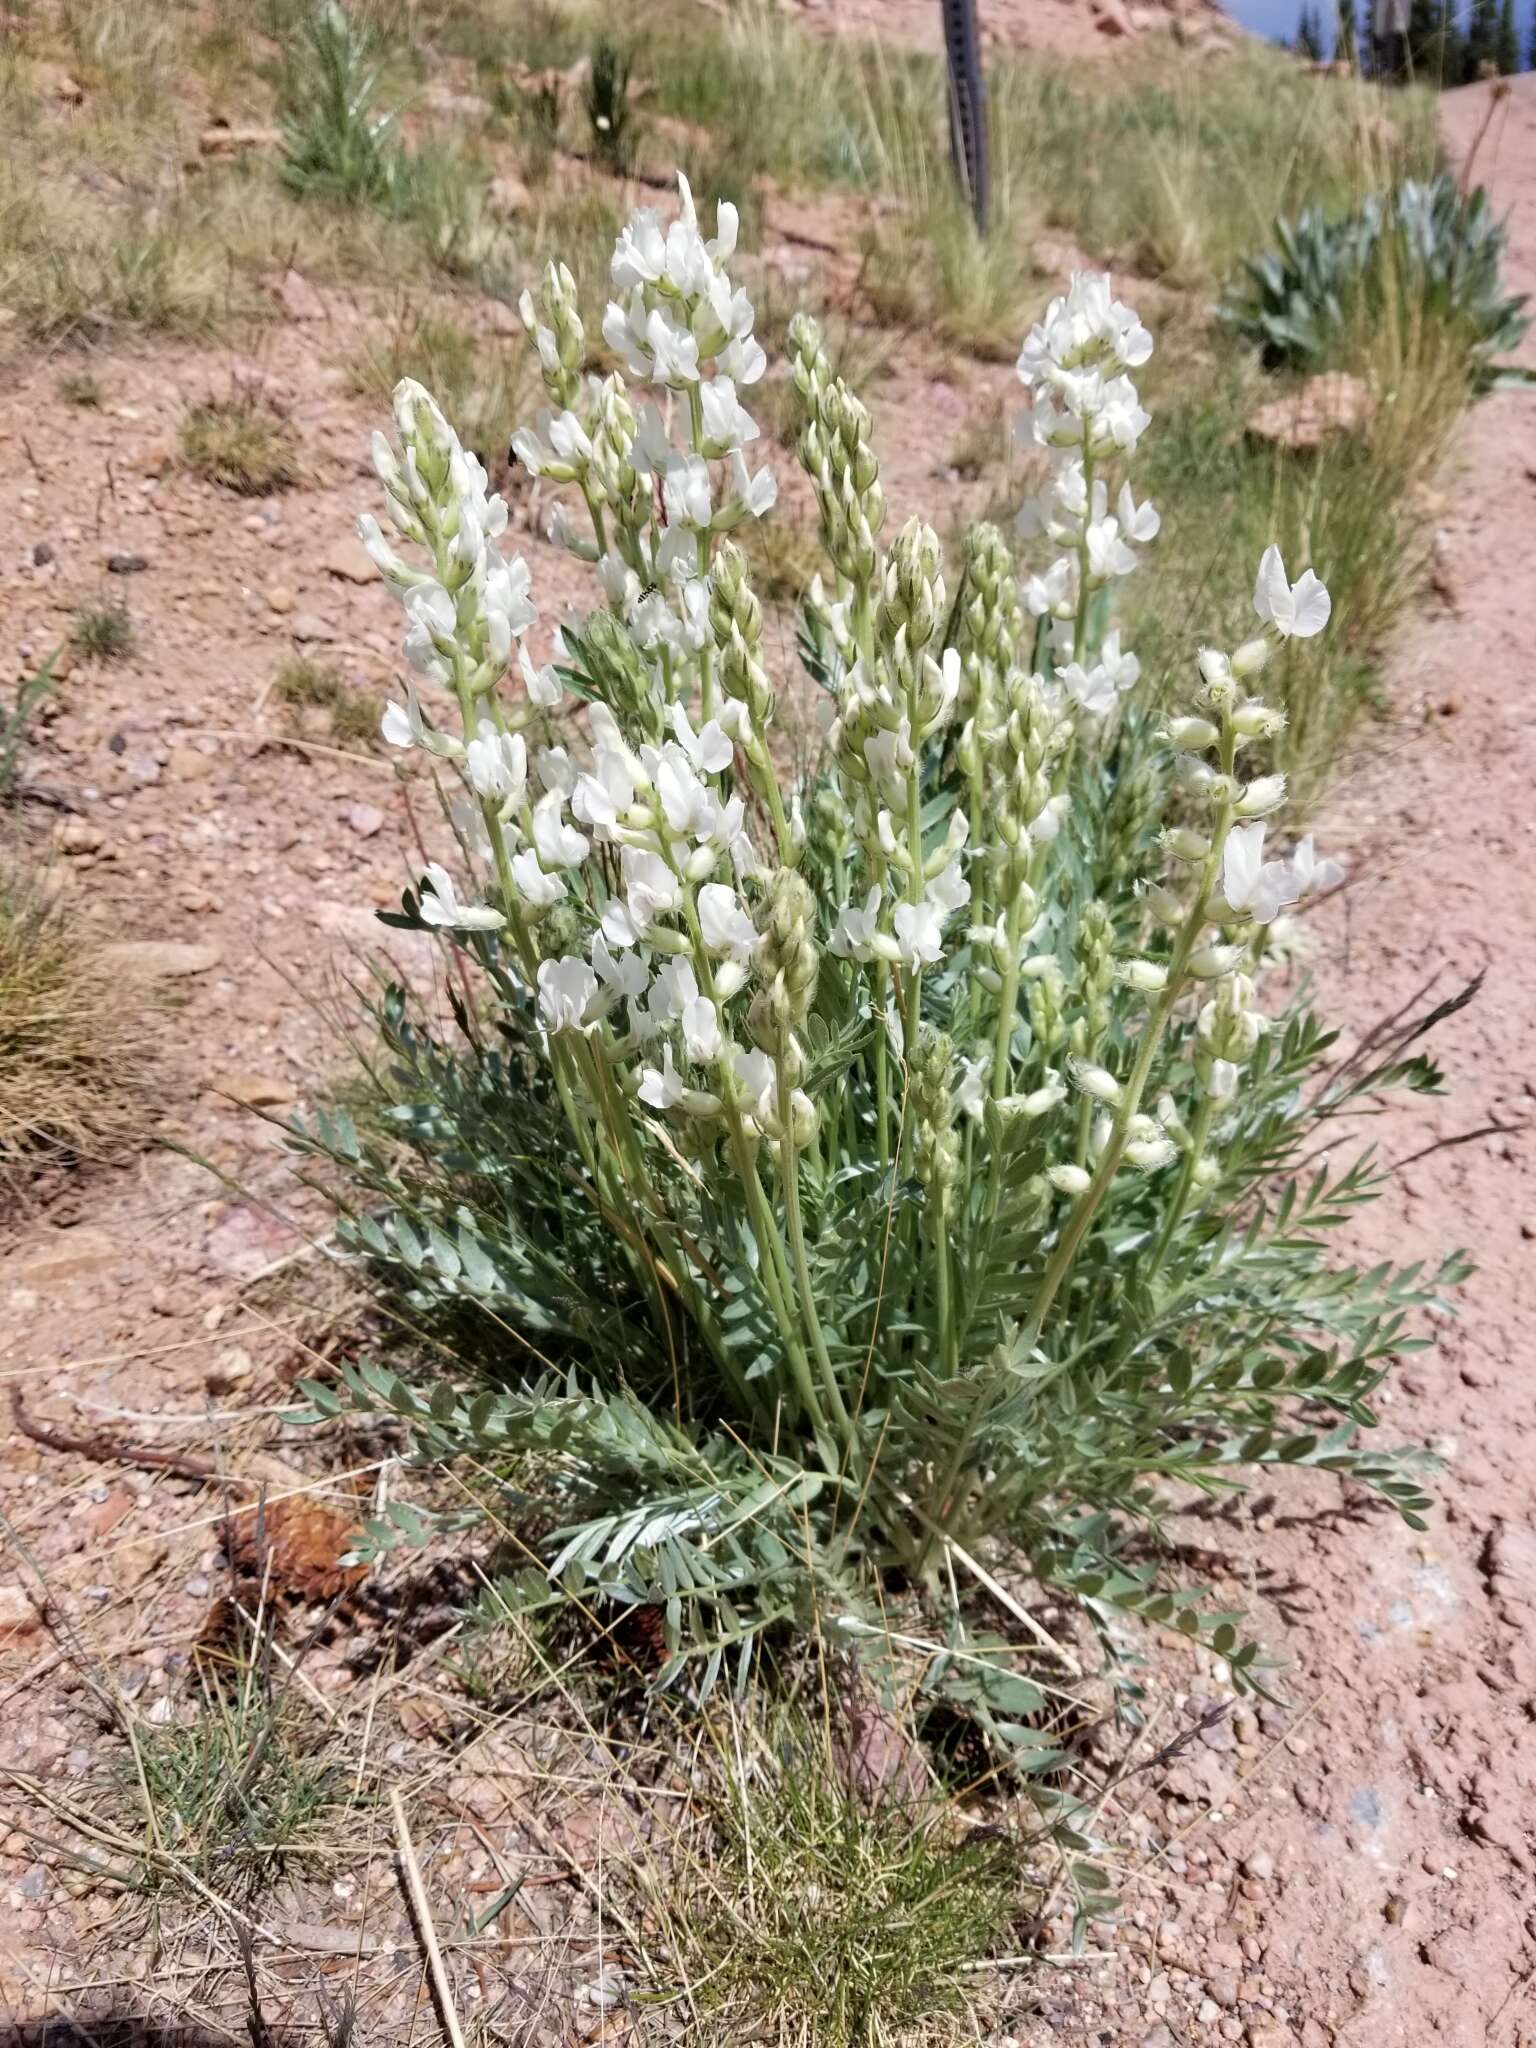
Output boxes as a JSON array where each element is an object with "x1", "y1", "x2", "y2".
[{"x1": 297, "y1": 176, "x2": 1464, "y2": 1752}]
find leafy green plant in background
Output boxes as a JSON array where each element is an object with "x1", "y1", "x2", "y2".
[
  {"x1": 0, "y1": 654, "x2": 57, "y2": 799},
  {"x1": 280, "y1": 0, "x2": 402, "y2": 206},
  {"x1": 292, "y1": 178, "x2": 1466, "y2": 1861},
  {"x1": 585, "y1": 37, "x2": 637, "y2": 175},
  {"x1": 1225, "y1": 174, "x2": 1530, "y2": 391}
]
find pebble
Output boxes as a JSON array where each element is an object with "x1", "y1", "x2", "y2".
[
  {"x1": 97, "y1": 940, "x2": 224, "y2": 980},
  {"x1": 344, "y1": 801, "x2": 386, "y2": 838},
  {"x1": 60, "y1": 818, "x2": 106, "y2": 854},
  {"x1": 107, "y1": 551, "x2": 149, "y2": 574},
  {"x1": 32, "y1": 540, "x2": 54, "y2": 566},
  {"x1": 290, "y1": 612, "x2": 337, "y2": 642},
  {"x1": 0, "y1": 1586, "x2": 44, "y2": 1636},
  {"x1": 266, "y1": 584, "x2": 296, "y2": 614},
  {"x1": 1243, "y1": 1849, "x2": 1275, "y2": 1881}
]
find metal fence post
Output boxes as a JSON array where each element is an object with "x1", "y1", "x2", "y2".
[{"x1": 941, "y1": 0, "x2": 990, "y2": 231}]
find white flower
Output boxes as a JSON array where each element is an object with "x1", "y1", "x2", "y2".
[
  {"x1": 925, "y1": 858, "x2": 971, "y2": 917},
  {"x1": 591, "y1": 930, "x2": 648, "y2": 1013},
  {"x1": 537, "y1": 955, "x2": 599, "y2": 1034},
  {"x1": 697, "y1": 375, "x2": 759, "y2": 456},
  {"x1": 536, "y1": 745, "x2": 577, "y2": 796},
  {"x1": 722, "y1": 449, "x2": 777, "y2": 524},
  {"x1": 646, "y1": 957, "x2": 700, "y2": 1028},
  {"x1": 638, "y1": 1043, "x2": 687, "y2": 1109},
  {"x1": 381, "y1": 679, "x2": 461, "y2": 757},
  {"x1": 403, "y1": 582, "x2": 457, "y2": 681},
  {"x1": 604, "y1": 847, "x2": 684, "y2": 946},
  {"x1": 1085, "y1": 515, "x2": 1139, "y2": 582},
  {"x1": 510, "y1": 848, "x2": 563, "y2": 909},
  {"x1": 518, "y1": 643, "x2": 563, "y2": 706},
  {"x1": 1208, "y1": 1057, "x2": 1240, "y2": 1101},
  {"x1": 573, "y1": 743, "x2": 637, "y2": 836},
  {"x1": 1252, "y1": 544, "x2": 1331, "y2": 640},
  {"x1": 955, "y1": 1054, "x2": 989, "y2": 1122},
  {"x1": 419, "y1": 862, "x2": 503, "y2": 932},
  {"x1": 1221, "y1": 822, "x2": 1299, "y2": 925},
  {"x1": 893, "y1": 899, "x2": 944, "y2": 968},
  {"x1": 478, "y1": 552, "x2": 537, "y2": 665},
  {"x1": 1116, "y1": 481, "x2": 1160, "y2": 544},
  {"x1": 530, "y1": 791, "x2": 589, "y2": 870},
  {"x1": 830, "y1": 886, "x2": 882, "y2": 961},
  {"x1": 1291, "y1": 834, "x2": 1345, "y2": 896},
  {"x1": 681, "y1": 994, "x2": 722, "y2": 1064},
  {"x1": 464, "y1": 722, "x2": 528, "y2": 804},
  {"x1": 698, "y1": 881, "x2": 757, "y2": 964}
]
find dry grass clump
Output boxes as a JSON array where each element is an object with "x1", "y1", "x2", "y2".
[
  {"x1": 348, "y1": 306, "x2": 529, "y2": 471},
  {"x1": 272, "y1": 656, "x2": 378, "y2": 747},
  {"x1": 0, "y1": 876, "x2": 152, "y2": 1203},
  {"x1": 180, "y1": 394, "x2": 301, "y2": 494}
]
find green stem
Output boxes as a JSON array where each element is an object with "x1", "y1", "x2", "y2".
[
  {"x1": 989, "y1": 887, "x2": 1027, "y2": 1096},
  {"x1": 1024, "y1": 796, "x2": 1236, "y2": 1347},
  {"x1": 775, "y1": 1053, "x2": 853, "y2": 1441},
  {"x1": 1148, "y1": 1094, "x2": 1216, "y2": 1275}
]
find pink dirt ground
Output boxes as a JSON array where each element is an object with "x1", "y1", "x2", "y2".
[{"x1": 1, "y1": 39, "x2": 1534, "y2": 2048}]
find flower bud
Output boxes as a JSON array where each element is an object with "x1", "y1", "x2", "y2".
[
  {"x1": 1234, "y1": 774, "x2": 1286, "y2": 818},
  {"x1": 1117, "y1": 957, "x2": 1168, "y2": 995},
  {"x1": 1187, "y1": 943, "x2": 1242, "y2": 980},
  {"x1": 1162, "y1": 828, "x2": 1211, "y2": 862},
  {"x1": 1048, "y1": 1163, "x2": 1092, "y2": 1195},
  {"x1": 1231, "y1": 636, "x2": 1271, "y2": 678},
  {"x1": 1230, "y1": 700, "x2": 1287, "y2": 740},
  {"x1": 1166, "y1": 716, "x2": 1219, "y2": 752},
  {"x1": 1069, "y1": 1059, "x2": 1122, "y2": 1105}
]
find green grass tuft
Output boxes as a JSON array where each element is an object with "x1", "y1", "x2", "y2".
[
  {"x1": 72, "y1": 601, "x2": 136, "y2": 664},
  {"x1": 673, "y1": 1724, "x2": 1020, "y2": 2046}
]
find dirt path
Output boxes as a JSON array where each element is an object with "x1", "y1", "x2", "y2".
[
  {"x1": 1103, "y1": 75, "x2": 1536, "y2": 2048},
  {"x1": 1241, "y1": 75, "x2": 1536, "y2": 2048}
]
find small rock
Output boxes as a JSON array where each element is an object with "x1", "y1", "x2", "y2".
[
  {"x1": 1246, "y1": 2021, "x2": 1298, "y2": 2048},
  {"x1": 167, "y1": 744, "x2": 213, "y2": 781},
  {"x1": 276, "y1": 267, "x2": 327, "y2": 322},
  {"x1": 1242, "y1": 1849, "x2": 1275, "y2": 1881},
  {"x1": 290, "y1": 612, "x2": 337, "y2": 643},
  {"x1": 122, "y1": 753, "x2": 161, "y2": 786},
  {"x1": 97, "y1": 940, "x2": 223, "y2": 979},
  {"x1": 137, "y1": 443, "x2": 174, "y2": 479},
  {"x1": 322, "y1": 535, "x2": 380, "y2": 584},
  {"x1": 266, "y1": 584, "x2": 296, "y2": 615},
  {"x1": 106, "y1": 551, "x2": 149, "y2": 574},
  {"x1": 32, "y1": 540, "x2": 54, "y2": 566},
  {"x1": 205, "y1": 1347, "x2": 255, "y2": 1394},
  {"x1": 211, "y1": 1072, "x2": 297, "y2": 1110},
  {"x1": 52, "y1": 644, "x2": 74, "y2": 680},
  {"x1": 1205, "y1": 1969, "x2": 1240, "y2": 2009},
  {"x1": 344, "y1": 801, "x2": 386, "y2": 838},
  {"x1": 86, "y1": 1488, "x2": 136, "y2": 1539},
  {"x1": 1247, "y1": 372, "x2": 1373, "y2": 451},
  {"x1": 1520, "y1": 1217, "x2": 1536, "y2": 1241},
  {"x1": 60, "y1": 818, "x2": 106, "y2": 855},
  {"x1": 1198, "y1": 2001, "x2": 1221, "y2": 2025},
  {"x1": 0, "y1": 1585, "x2": 44, "y2": 1637},
  {"x1": 204, "y1": 1202, "x2": 304, "y2": 1279}
]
